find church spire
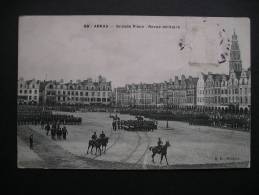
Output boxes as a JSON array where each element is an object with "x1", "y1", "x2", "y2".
[{"x1": 229, "y1": 29, "x2": 242, "y2": 74}]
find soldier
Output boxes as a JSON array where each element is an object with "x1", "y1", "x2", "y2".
[
  {"x1": 45, "y1": 123, "x2": 50, "y2": 136},
  {"x1": 57, "y1": 127, "x2": 62, "y2": 140},
  {"x1": 92, "y1": 132, "x2": 97, "y2": 141},
  {"x1": 112, "y1": 121, "x2": 115, "y2": 130},
  {"x1": 51, "y1": 124, "x2": 56, "y2": 140},
  {"x1": 157, "y1": 137, "x2": 163, "y2": 152},
  {"x1": 62, "y1": 126, "x2": 68, "y2": 140},
  {"x1": 114, "y1": 121, "x2": 117, "y2": 131},
  {"x1": 29, "y1": 134, "x2": 33, "y2": 150},
  {"x1": 117, "y1": 120, "x2": 120, "y2": 130},
  {"x1": 99, "y1": 131, "x2": 105, "y2": 139}
]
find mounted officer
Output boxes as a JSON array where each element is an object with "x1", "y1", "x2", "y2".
[
  {"x1": 99, "y1": 131, "x2": 106, "y2": 139},
  {"x1": 157, "y1": 137, "x2": 163, "y2": 152},
  {"x1": 92, "y1": 132, "x2": 97, "y2": 141}
]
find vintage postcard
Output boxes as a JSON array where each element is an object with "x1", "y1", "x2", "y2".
[{"x1": 17, "y1": 16, "x2": 250, "y2": 169}]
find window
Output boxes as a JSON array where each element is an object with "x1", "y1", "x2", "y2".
[
  {"x1": 29, "y1": 90, "x2": 32, "y2": 94},
  {"x1": 63, "y1": 91, "x2": 66, "y2": 95},
  {"x1": 245, "y1": 88, "x2": 247, "y2": 95},
  {"x1": 85, "y1": 92, "x2": 88, "y2": 96},
  {"x1": 80, "y1": 92, "x2": 83, "y2": 96},
  {"x1": 32, "y1": 85, "x2": 35, "y2": 88},
  {"x1": 71, "y1": 91, "x2": 74, "y2": 95},
  {"x1": 34, "y1": 90, "x2": 37, "y2": 94},
  {"x1": 34, "y1": 96, "x2": 37, "y2": 100},
  {"x1": 103, "y1": 92, "x2": 106, "y2": 97},
  {"x1": 24, "y1": 90, "x2": 27, "y2": 94},
  {"x1": 29, "y1": 96, "x2": 32, "y2": 100},
  {"x1": 20, "y1": 84, "x2": 22, "y2": 88},
  {"x1": 19, "y1": 90, "x2": 22, "y2": 93},
  {"x1": 92, "y1": 92, "x2": 95, "y2": 96},
  {"x1": 97, "y1": 92, "x2": 100, "y2": 97},
  {"x1": 75, "y1": 91, "x2": 78, "y2": 96},
  {"x1": 68, "y1": 91, "x2": 70, "y2": 95}
]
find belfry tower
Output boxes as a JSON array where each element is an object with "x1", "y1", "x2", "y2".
[{"x1": 229, "y1": 30, "x2": 242, "y2": 74}]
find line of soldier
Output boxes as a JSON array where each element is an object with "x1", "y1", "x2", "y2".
[
  {"x1": 17, "y1": 105, "x2": 82, "y2": 125},
  {"x1": 17, "y1": 112, "x2": 82, "y2": 125},
  {"x1": 43, "y1": 122, "x2": 68, "y2": 140},
  {"x1": 118, "y1": 108, "x2": 251, "y2": 131}
]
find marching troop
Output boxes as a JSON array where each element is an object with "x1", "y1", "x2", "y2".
[
  {"x1": 17, "y1": 105, "x2": 82, "y2": 125},
  {"x1": 117, "y1": 108, "x2": 251, "y2": 131}
]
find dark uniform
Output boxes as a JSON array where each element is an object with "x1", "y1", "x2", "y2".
[
  {"x1": 62, "y1": 126, "x2": 68, "y2": 140},
  {"x1": 99, "y1": 131, "x2": 105, "y2": 139},
  {"x1": 157, "y1": 138, "x2": 163, "y2": 152},
  {"x1": 29, "y1": 134, "x2": 33, "y2": 149},
  {"x1": 92, "y1": 132, "x2": 97, "y2": 141},
  {"x1": 45, "y1": 124, "x2": 50, "y2": 136}
]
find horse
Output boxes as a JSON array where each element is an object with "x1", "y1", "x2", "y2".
[
  {"x1": 149, "y1": 141, "x2": 171, "y2": 165},
  {"x1": 100, "y1": 137, "x2": 109, "y2": 153},
  {"x1": 86, "y1": 138, "x2": 102, "y2": 155}
]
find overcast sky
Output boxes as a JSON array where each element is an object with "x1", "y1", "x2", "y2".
[{"x1": 18, "y1": 16, "x2": 250, "y2": 88}]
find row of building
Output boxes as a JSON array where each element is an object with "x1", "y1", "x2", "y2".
[
  {"x1": 17, "y1": 75, "x2": 113, "y2": 106},
  {"x1": 114, "y1": 31, "x2": 251, "y2": 111}
]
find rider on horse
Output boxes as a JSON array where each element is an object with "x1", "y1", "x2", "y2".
[
  {"x1": 157, "y1": 137, "x2": 163, "y2": 152},
  {"x1": 92, "y1": 132, "x2": 97, "y2": 141},
  {"x1": 99, "y1": 131, "x2": 105, "y2": 139}
]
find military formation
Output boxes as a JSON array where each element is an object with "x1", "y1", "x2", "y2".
[
  {"x1": 110, "y1": 115, "x2": 157, "y2": 132},
  {"x1": 17, "y1": 105, "x2": 82, "y2": 126},
  {"x1": 117, "y1": 108, "x2": 251, "y2": 131}
]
